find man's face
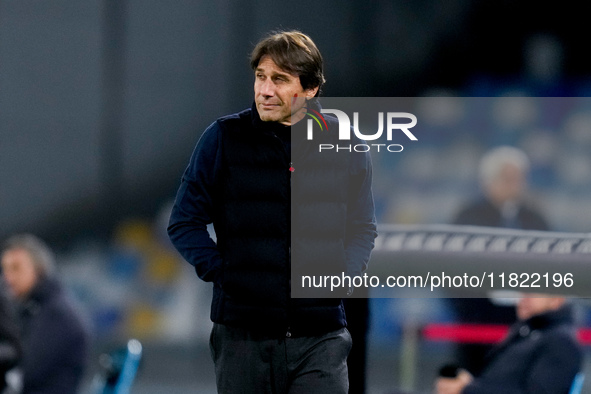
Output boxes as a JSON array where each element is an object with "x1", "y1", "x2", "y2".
[
  {"x1": 485, "y1": 163, "x2": 526, "y2": 205},
  {"x1": 516, "y1": 294, "x2": 565, "y2": 321},
  {"x1": 1, "y1": 248, "x2": 39, "y2": 299},
  {"x1": 254, "y1": 55, "x2": 318, "y2": 126}
]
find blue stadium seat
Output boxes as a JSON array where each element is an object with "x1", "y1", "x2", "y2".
[{"x1": 569, "y1": 372, "x2": 584, "y2": 394}]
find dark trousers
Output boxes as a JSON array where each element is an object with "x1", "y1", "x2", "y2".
[
  {"x1": 344, "y1": 295, "x2": 370, "y2": 394},
  {"x1": 210, "y1": 324, "x2": 352, "y2": 394}
]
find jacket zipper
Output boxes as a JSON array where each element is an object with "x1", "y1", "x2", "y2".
[{"x1": 271, "y1": 133, "x2": 293, "y2": 338}]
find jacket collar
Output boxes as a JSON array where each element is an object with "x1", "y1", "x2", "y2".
[
  {"x1": 523, "y1": 304, "x2": 574, "y2": 331},
  {"x1": 250, "y1": 98, "x2": 322, "y2": 131},
  {"x1": 21, "y1": 277, "x2": 61, "y2": 311}
]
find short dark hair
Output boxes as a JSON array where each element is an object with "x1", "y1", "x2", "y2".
[{"x1": 250, "y1": 30, "x2": 325, "y2": 96}]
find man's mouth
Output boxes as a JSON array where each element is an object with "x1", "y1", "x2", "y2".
[{"x1": 260, "y1": 102, "x2": 281, "y2": 109}]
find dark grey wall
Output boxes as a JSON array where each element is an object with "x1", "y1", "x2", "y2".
[
  {"x1": 0, "y1": 0, "x2": 102, "y2": 236},
  {"x1": 0, "y1": 1, "x2": 231, "y2": 241}
]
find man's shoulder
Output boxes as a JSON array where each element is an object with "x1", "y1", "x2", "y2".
[
  {"x1": 197, "y1": 108, "x2": 253, "y2": 146},
  {"x1": 537, "y1": 324, "x2": 582, "y2": 364},
  {"x1": 214, "y1": 107, "x2": 253, "y2": 130},
  {"x1": 44, "y1": 288, "x2": 89, "y2": 336},
  {"x1": 453, "y1": 198, "x2": 497, "y2": 224},
  {"x1": 517, "y1": 203, "x2": 549, "y2": 230}
]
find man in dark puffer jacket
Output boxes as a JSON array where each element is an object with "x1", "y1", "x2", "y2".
[
  {"x1": 168, "y1": 30, "x2": 377, "y2": 393},
  {"x1": 435, "y1": 295, "x2": 582, "y2": 394},
  {"x1": 1, "y1": 234, "x2": 89, "y2": 394}
]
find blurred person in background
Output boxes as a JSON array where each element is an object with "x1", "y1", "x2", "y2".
[
  {"x1": 454, "y1": 146, "x2": 548, "y2": 230},
  {"x1": 1, "y1": 234, "x2": 89, "y2": 394},
  {"x1": 435, "y1": 294, "x2": 582, "y2": 394},
  {"x1": 168, "y1": 30, "x2": 377, "y2": 393},
  {"x1": 451, "y1": 146, "x2": 549, "y2": 374},
  {"x1": 0, "y1": 281, "x2": 21, "y2": 393}
]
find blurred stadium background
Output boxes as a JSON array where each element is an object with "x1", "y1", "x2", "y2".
[{"x1": 1, "y1": 1, "x2": 590, "y2": 393}]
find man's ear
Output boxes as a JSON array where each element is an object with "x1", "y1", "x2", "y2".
[{"x1": 305, "y1": 86, "x2": 319, "y2": 98}]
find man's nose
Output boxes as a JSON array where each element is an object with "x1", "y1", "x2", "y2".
[{"x1": 259, "y1": 78, "x2": 275, "y2": 97}]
